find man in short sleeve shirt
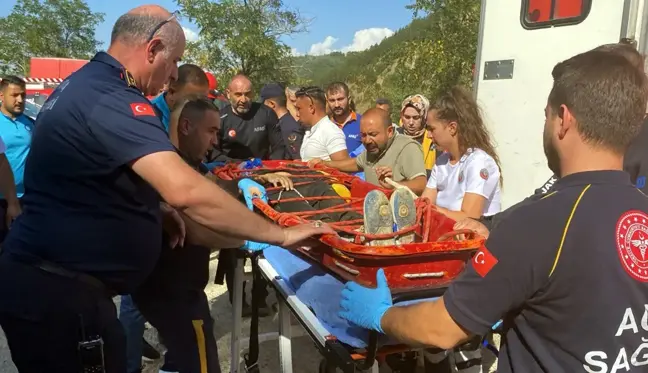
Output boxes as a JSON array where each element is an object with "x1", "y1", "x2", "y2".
[
  {"x1": 338, "y1": 50, "x2": 648, "y2": 372},
  {"x1": 312, "y1": 108, "x2": 427, "y2": 195},
  {"x1": 0, "y1": 6, "x2": 331, "y2": 372},
  {"x1": 295, "y1": 86, "x2": 350, "y2": 162},
  {"x1": 208, "y1": 74, "x2": 286, "y2": 162}
]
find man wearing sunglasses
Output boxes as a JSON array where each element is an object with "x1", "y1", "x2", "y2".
[{"x1": 0, "y1": 5, "x2": 332, "y2": 373}]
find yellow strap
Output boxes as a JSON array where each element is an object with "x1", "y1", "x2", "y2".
[
  {"x1": 192, "y1": 319, "x2": 208, "y2": 373},
  {"x1": 549, "y1": 184, "x2": 590, "y2": 277}
]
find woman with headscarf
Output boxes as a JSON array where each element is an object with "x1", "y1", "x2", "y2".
[{"x1": 398, "y1": 94, "x2": 436, "y2": 176}]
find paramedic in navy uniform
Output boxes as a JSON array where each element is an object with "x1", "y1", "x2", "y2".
[
  {"x1": 0, "y1": 5, "x2": 331, "y2": 373},
  {"x1": 340, "y1": 50, "x2": 648, "y2": 372}
]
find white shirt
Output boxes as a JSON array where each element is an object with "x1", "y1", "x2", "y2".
[
  {"x1": 426, "y1": 148, "x2": 501, "y2": 216},
  {"x1": 300, "y1": 116, "x2": 347, "y2": 161}
]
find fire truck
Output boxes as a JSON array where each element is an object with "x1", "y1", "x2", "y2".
[
  {"x1": 474, "y1": 0, "x2": 648, "y2": 208},
  {"x1": 23, "y1": 57, "x2": 88, "y2": 106}
]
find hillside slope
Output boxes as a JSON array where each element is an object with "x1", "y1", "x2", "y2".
[{"x1": 291, "y1": 1, "x2": 480, "y2": 116}]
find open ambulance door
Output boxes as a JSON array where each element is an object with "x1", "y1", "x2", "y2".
[{"x1": 474, "y1": 0, "x2": 648, "y2": 208}]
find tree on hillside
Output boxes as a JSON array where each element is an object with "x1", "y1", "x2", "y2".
[
  {"x1": 0, "y1": 0, "x2": 104, "y2": 76},
  {"x1": 177, "y1": 0, "x2": 309, "y2": 85},
  {"x1": 407, "y1": 0, "x2": 480, "y2": 89}
]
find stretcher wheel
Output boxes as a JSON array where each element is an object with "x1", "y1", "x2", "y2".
[{"x1": 436, "y1": 229, "x2": 475, "y2": 242}]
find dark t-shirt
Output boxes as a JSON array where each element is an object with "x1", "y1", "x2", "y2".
[
  {"x1": 3, "y1": 52, "x2": 175, "y2": 294},
  {"x1": 445, "y1": 171, "x2": 648, "y2": 372},
  {"x1": 278, "y1": 113, "x2": 304, "y2": 160},
  {"x1": 208, "y1": 103, "x2": 285, "y2": 162},
  {"x1": 623, "y1": 117, "x2": 648, "y2": 193}
]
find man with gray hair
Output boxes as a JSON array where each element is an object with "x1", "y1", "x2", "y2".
[{"x1": 0, "y1": 5, "x2": 331, "y2": 373}]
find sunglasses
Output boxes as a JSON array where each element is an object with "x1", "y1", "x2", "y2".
[
  {"x1": 295, "y1": 87, "x2": 325, "y2": 107},
  {"x1": 147, "y1": 10, "x2": 180, "y2": 42}
]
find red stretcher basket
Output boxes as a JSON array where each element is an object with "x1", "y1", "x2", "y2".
[{"x1": 213, "y1": 160, "x2": 484, "y2": 295}]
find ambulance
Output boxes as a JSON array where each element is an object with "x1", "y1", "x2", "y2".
[{"x1": 474, "y1": 0, "x2": 647, "y2": 208}]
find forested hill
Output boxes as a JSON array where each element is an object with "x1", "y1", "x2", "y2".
[{"x1": 291, "y1": 0, "x2": 480, "y2": 117}]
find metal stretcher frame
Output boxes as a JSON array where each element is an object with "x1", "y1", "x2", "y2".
[
  {"x1": 228, "y1": 253, "x2": 503, "y2": 373},
  {"x1": 229, "y1": 254, "x2": 438, "y2": 373}
]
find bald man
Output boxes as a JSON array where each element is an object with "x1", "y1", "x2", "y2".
[
  {"x1": 309, "y1": 108, "x2": 427, "y2": 195},
  {"x1": 207, "y1": 74, "x2": 287, "y2": 162},
  {"x1": 0, "y1": 5, "x2": 330, "y2": 373}
]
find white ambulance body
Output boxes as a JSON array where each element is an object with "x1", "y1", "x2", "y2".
[{"x1": 474, "y1": 0, "x2": 648, "y2": 208}]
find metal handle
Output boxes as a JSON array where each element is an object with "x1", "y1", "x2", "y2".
[
  {"x1": 402, "y1": 272, "x2": 445, "y2": 279},
  {"x1": 333, "y1": 260, "x2": 359, "y2": 276}
]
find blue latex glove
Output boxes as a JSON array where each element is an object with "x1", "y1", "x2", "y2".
[
  {"x1": 237, "y1": 158, "x2": 263, "y2": 170},
  {"x1": 241, "y1": 240, "x2": 270, "y2": 252},
  {"x1": 237, "y1": 178, "x2": 268, "y2": 210},
  {"x1": 339, "y1": 268, "x2": 393, "y2": 333},
  {"x1": 237, "y1": 178, "x2": 270, "y2": 252}
]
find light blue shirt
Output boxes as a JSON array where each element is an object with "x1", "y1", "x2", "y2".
[
  {"x1": 151, "y1": 93, "x2": 171, "y2": 133},
  {"x1": 0, "y1": 112, "x2": 34, "y2": 198}
]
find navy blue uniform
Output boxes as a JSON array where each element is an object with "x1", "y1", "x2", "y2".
[
  {"x1": 0, "y1": 52, "x2": 174, "y2": 373},
  {"x1": 133, "y1": 153, "x2": 221, "y2": 373},
  {"x1": 624, "y1": 117, "x2": 648, "y2": 192},
  {"x1": 445, "y1": 171, "x2": 648, "y2": 372},
  {"x1": 208, "y1": 103, "x2": 285, "y2": 162},
  {"x1": 278, "y1": 112, "x2": 304, "y2": 160}
]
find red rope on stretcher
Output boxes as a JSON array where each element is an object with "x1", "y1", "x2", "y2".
[
  {"x1": 218, "y1": 164, "x2": 435, "y2": 243},
  {"x1": 269, "y1": 196, "x2": 362, "y2": 204}
]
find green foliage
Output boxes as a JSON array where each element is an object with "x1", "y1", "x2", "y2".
[
  {"x1": 178, "y1": 0, "x2": 308, "y2": 86},
  {"x1": 0, "y1": 0, "x2": 104, "y2": 76},
  {"x1": 290, "y1": 0, "x2": 479, "y2": 116}
]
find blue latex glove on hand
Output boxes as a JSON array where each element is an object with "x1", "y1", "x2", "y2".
[
  {"x1": 237, "y1": 178, "x2": 270, "y2": 252},
  {"x1": 238, "y1": 178, "x2": 268, "y2": 210},
  {"x1": 339, "y1": 268, "x2": 393, "y2": 333},
  {"x1": 241, "y1": 240, "x2": 270, "y2": 252}
]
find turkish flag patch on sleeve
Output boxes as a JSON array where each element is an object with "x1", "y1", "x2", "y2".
[
  {"x1": 130, "y1": 103, "x2": 156, "y2": 117},
  {"x1": 472, "y1": 246, "x2": 498, "y2": 277}
]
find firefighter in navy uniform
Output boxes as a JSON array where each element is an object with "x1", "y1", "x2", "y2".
[
  {"x1": 0, "y1": 6, "x2": 331, "y2": 373},
  {"x1": 207, "y1": 74, "x2": 286, "y2": 162},
  {"x1": 338, "y1": 50, "x2": 648, "y2": 372}
]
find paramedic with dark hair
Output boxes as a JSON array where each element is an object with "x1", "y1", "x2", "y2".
[
  {"x1": 0, "y1": 5, "x2": 331, "y2": 372},
  {"x1": 340, "y1": 50, "x2": 648, "y2": 372},
  {"x1": 149, "y1": 63, "x2": 210, "y2": 131}
]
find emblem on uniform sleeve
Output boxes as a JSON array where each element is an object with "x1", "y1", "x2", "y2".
[
  {"x1": 228, "y1": 129, "x2": 237, "y2": 138},
  {"x1": 287, "y1": 134, "x2": 297, "y2": 143},
  {"x1": 458, "y1": 171, "x2": 464, "y2": 183},
  {"x1": 479, "y1": 168, "x2": 489, "y2": 180},
  {"x1": 472, "y1": 246, "x2": 498, "y2": 277},
  {"x1": 616, "y1": 210, "x2": 648, "y2": 282},
  {"x1": 129, "y1": 103, "x2": 155, "y2": 117}
]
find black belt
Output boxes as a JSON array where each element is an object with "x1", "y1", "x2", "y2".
[{"x1": 7, "y1": 253, "x2": 114, "y2": 296}]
